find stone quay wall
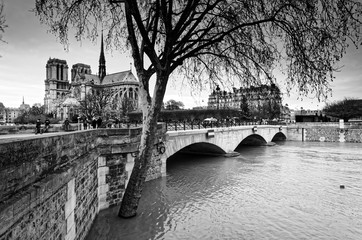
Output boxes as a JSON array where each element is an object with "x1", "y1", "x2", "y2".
[
  {"x1": 287, "y1": 124, "x2": 362, "y2": 143},
  {"x1": 304, "y1": 128, "x2": 362, "y2": 143},
  {"x1": 0, "y1": 125, "x2": 166, "y2": 240}
]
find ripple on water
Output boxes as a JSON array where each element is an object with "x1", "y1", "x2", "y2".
[{"x1": 86, "y1": 142, "x2": 362, "y2": 240}]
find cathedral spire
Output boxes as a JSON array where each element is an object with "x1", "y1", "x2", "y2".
[{"x1": 98, "y1": 32, "x2": 106, "y2": 82}]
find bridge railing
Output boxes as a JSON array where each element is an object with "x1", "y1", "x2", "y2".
[
  {"x1": 164, "y1": 120, "x2": 285, "y2": 131},
  {"x1": 103, "y1": 120, "x2": 286, "y2": 132}
]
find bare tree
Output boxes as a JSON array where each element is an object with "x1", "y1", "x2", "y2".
[
  {"x1": 79, "y1": 88, "x2": 115, "y2": 119},
  {"x1": 35, "y1": 0, "x2": 362, "y2": 217}
]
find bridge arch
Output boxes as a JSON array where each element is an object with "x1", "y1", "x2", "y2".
[
  {"x1": 237, "y1": 134, "x2": 268, "y2": 146},
  {"x1": 168, "y1": 142, "x2": 226, "y2": 158},
  {"x1": 271, "y1": 132, "x2": 287, "y2": 142}
]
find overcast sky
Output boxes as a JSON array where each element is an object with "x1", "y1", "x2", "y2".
[{"x1": 1, "y1": 0, "x2": 361, "y2": 110}]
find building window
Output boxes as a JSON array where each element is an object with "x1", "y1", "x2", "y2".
[
  {"x1": 57, "y1": 64, "x2": 60, "y2": 80},
  {"x1": 61, "y1": 65, "x2": 64, "y2": 80}
]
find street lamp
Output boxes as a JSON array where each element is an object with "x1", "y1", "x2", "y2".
[{"x1": 216, "y1": 84, "x2": 220, "y2": 110}]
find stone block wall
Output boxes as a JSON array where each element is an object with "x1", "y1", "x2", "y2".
[
  {"x1": 0, "y1": 125, "x2": 166, "y2": 240},
  {"x1": 301, "y1": 127, "x2": 362, "y2": 143},
  {"x1": 344, "y1": 129, "x2": 362, "y2": 143},
  {"x1": 286, "y1": 126, "x2": 362, "y2": 143},
  {"x1": 305, "y1": 128, "x2": 340, "y2": 142}
]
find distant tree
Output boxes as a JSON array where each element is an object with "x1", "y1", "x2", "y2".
[
  {"x1": 80, "y1": 88, "x2": 115, "y2": 119},
  {"x1": 29, "y1": 104, "x2": 44, "y2": 116},
  {"x1": 240, "y1": 96, "x2": 250, "y2": 118},
  {"x1": 35, "y1": 0, "x2": 362, "y2": 218},
  {"x1": 266, "y1": 100, "x2": 282, "y2": 120},
  {"x1": 0, "y1": 102, "x2": 5, "y2": 122},
  {"x1": 13, "y1": 104, "x2": 47, "y2": 124},
  {"x1": 323, "y1": 98, "x2": 362, "y2": 122},
  {"x1": 164, "y1": 99, "x2": 184, "y2": 110}
]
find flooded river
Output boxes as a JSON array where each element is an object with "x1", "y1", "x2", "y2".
[{"x1": 87, "y1": 141, "x2": 362, "y2": 240}]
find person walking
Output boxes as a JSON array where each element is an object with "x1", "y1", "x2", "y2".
[
  {"x1": 83, "y1": 116, "x2": 88, "y2": 130},
  {"x1": 44, "y1": 118, "x2": 50, "y2": 132},
  {"x1": 35, "y1": 119, "x2": 42, "y2": 134},
  {"x1": 91, "y1": 117, "x2": 97, "y2": 129},
  {"x1": 64, "y1": 118, "x2": 70, "y2": 131},
  {"x1": 97, "y1": 117, "x2": 102, "y2": 128}
]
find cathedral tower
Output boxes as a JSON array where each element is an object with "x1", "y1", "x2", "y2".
[{"x1": 44, "y1": 58, "x2": 70, "y2": 114}]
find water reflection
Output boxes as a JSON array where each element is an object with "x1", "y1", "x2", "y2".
[{"x1": 87, "y1": 142, "x2": 362, "y2": 240}]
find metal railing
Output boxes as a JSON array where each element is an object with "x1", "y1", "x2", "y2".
[
  {"x1": 164, "y1": 120, "x2": 284, "y2": 131},
  {"x1": 104, "y1": 120, "x2": 286, "y2": 132}
]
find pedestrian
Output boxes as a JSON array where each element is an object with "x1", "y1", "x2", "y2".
[
  {"x1": 115, "y1": 118, "x2": 120, "y2": 128},
  {"x1": 35, "y1": 119, "x2": 42, "y2": 134},
  {"x1": 91, "y1": 117, "x2": 97, "y2": 129},
  {"x1": 97, "y1": 117, "x2": 102, "y2": 128},
  {"x1": 44, "y1": 118, "x2": 50, "y2": 132},
  {"x1": 83, "y1": 117, "x2": 88, "y2": 130},
  {"x1": 64, "y1": 118, "x2": 70, "y2": 131}
]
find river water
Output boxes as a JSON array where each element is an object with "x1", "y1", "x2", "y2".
[{"x1": 86, "y1": 141, "x2": 362, "y2": 240}]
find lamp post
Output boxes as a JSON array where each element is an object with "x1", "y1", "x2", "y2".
[{"x1": 216, "y1": 84, "x2": 220, "y2": 110}]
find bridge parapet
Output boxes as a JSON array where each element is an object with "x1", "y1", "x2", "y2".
[{"x1": 0, "y1": 125, "x2": 166, "y2": 240}]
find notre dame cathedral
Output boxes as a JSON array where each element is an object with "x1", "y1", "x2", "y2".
[{"x1": 44, "y1": 35, "x2": 139, "y2": 120}]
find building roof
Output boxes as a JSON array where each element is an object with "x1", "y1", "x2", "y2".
[{"x1": 82, "y1": 70, "x2": 138, "y2": 86}]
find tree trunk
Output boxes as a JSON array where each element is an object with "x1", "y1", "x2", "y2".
[
  {"x1": 118, "y1": 72, "x2": 167, "y2": 218},
  {"x1": 117, "y1": 111, "x2": 158, "y2": 218}
]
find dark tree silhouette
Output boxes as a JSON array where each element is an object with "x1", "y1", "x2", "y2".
[
  {"x1": 323, "y1": 98, "x2": 362, "y2": 122},
  {"x1": 240, "y1": 96, "x2": 250, "y2": 118},
  {"x1": 35, "y1": 0, "x2": 362, "y2": 217}
]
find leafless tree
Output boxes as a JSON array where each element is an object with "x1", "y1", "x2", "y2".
[
  {"x1": 79, "y1": 88, "x2": 115, "y2": 119},
  {"x1": 35, "y1": 0, "x2": 362, "y2": 217}
]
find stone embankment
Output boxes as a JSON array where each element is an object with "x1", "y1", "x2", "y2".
[
  {"x1": 0, "y1": 125, "x2": 165, "y2": 240},
  {"x1": 287, "y1": 122, "x2": 362, "y2": 143}
]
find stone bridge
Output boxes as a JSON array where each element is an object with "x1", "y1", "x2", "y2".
[
  {"x1": 162, "y1": 125, "x2": 287, "y2": 162},
  {"x1": 0, "y1": 124, "x2": 287, "y2": 240}
]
